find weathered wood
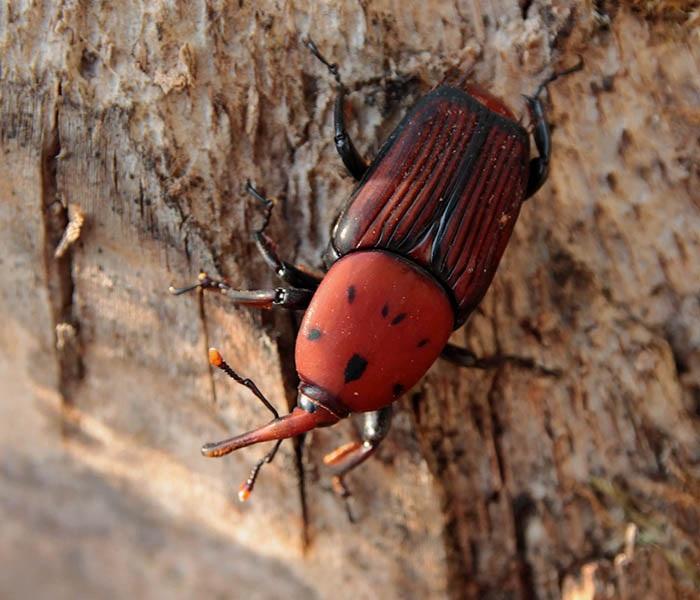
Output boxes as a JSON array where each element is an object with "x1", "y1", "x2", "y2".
[{"x1": 1, "y1": 2, "x2": 698, "y2": 599}]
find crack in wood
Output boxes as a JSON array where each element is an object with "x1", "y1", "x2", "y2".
[
  {"x1": 512, "y1": 492, "x2": 537, "y2": 600},
  {"x1": 197, "y1": 291, "x2": 218, "y2": 408},
  {"x1": 485, "y1": 372, "x2": 539, "y2": 600},
  {"x1": 412, "y1": 366, "x2": 546, "y2": 599},
  {"x1": 486, "y1": 372, "x2": 507, "y2": 489},
  {"x1": 269, "y1": 308, "x2": 311, "y2": 552},
  {"x1": 39, "y1": 79, "x2": 84, "y2": 421}
]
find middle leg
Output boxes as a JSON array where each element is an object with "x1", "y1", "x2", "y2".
[
  {"x1": 246, "y1": 181, "x2": 323, "y2": 290},
  {"x1": 323, "y1": 406, "x2": 393, "y2": 521}
]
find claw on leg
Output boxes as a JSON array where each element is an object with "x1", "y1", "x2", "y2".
[
  {"x1": 168, "y1": 272, "x2": 213, "y2": 295},
  {"x1": 331, "y1": 475, "x2": 356, "y2": 523}
]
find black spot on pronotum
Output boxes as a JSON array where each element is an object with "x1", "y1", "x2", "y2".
[
  {"x1": 417, "y1": 338, "x2": 429, "y2": 348},
  {"x1": 347, "y1": 285, "x2": 356, "y2": 304},
  {"x1": 390, "y1": 312, "x2": 407, "y2": 325},
  {"x1": 392, "y1": 383, "x2": 405, "y2": 397},
  {"x1": 381, "y1": 303, "x2": 389, "y2": 318},
  {"x1": 307, "y1": 328, "x2": 322, "y2": 341},
  {"x1": 344, "y1": 353, "x2": 368, "y2": 383}
]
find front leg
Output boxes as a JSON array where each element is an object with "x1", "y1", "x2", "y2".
[
  {"x1": 323, "y1": 406, "x2": 393, "y2": 522},
  {"x1": 441, "y1": 343, "x2": 560, "y2": 377},
  {"x1": 169, "y1": 274, "x2": 314, "y2": 310}
]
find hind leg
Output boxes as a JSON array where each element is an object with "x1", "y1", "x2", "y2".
[
  {"x1": 524, "y1": 58, "x2": 584, "y2": 199},
  {"x1": 305, "y1": 38, "x2": 368, "y2": 181}
]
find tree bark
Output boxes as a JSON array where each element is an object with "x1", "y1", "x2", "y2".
[{"x1": 1, "y1": 2, "x2": 698, "y2": 599}]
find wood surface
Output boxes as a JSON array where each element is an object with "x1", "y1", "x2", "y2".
[{"x1": 1, "y1": 1, "x2": 698, "y2": 598}]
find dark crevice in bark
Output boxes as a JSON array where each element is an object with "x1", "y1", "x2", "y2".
[
  {"x1": 409, "y1": 383, "x2": 475, "y2": 600},
  {"x1": 412, "y1": 371, "x2": 541, "y2": 600},
  {"x1": 414, "y1": 352, "x2": 564, "y2": 598},
  {"x1": 267, "y1": 308, "x2": 311, "y2": 552},
  {"x1": 486, "y1": 373, "x2": 539, "y2": 600},
  {"x1": 512, "y1": 493, "x2": 537, "y2": 600},
  {"x1": 293, "y1": 431, "x2": 310, "y2": 552},
  {"x1": 197, "y1": 292, "x2": 218, "y2": 407},
  {"x1": 487, "y1": 373, "x2": 507, "y2": 487},
  {"x1": 39, "y1": 80, "x2": 84, "y2": 422},
  {"x1": 443, "y1": 515, "x2": 474, "y2": 600}
]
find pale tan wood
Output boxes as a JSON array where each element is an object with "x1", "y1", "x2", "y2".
[{"x1": 0, "y1": 2, "x2": 698, "y2": 599}]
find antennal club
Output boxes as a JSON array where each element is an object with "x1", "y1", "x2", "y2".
[{"x1": 238, "y1": 440, "x2": 282, "y2": 502}]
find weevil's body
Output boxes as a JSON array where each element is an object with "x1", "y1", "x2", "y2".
[
  {"x1": 297, "y1": 84, "x2": 529, "y2": 420},
  {"x1": 328, "y1": 85, "x2": 529, "y2": 326},
  {"x1": 171, "y1": 44, "x2": 580, "y2": 501}
]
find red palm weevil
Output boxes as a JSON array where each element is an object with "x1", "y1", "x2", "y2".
[{"x1": 170, "y1": 40, "x2": 582, "y2": 503}]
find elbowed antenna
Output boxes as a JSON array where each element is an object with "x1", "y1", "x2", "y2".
[{"x1": 201, "y1": 406, "x2": 338, "y2": 458}]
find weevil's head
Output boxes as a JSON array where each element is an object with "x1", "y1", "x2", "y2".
[{"x1": 199, "y1": 382, "x2": 343, "y2": 503}]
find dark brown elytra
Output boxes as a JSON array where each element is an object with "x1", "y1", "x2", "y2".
[
  {"x1": 328, "y1": 86, "x2": 530, "y2": 325},
  {"x1": 169, "y1": 39, "x2": 581, "y2": 510}
]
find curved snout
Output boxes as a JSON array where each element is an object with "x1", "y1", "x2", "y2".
[{"x1": 201, "y1": 404, "x2": 339, "y2": 458}]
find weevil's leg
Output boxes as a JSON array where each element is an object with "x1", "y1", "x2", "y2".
[
  {"x1": 304, "y1": 38, "x2": 368, "y2": 181},
  {"x1": 237, "y1": 439, "x2": 283, "y2": 502},
  {"x1": 523, "y1": 94, "x2": 551, "y2": 199},
  {"x1": 169, "y1": 275, "x2": 314, "y2": 310},
  {"x1": 245, "y1": 181, "x2": 324, "y2": 290},
  {"x1": 323, "y1": 406, "x2": 393, "y2": 520},
  {"x1": 441, "y1": 343, "x2": 560, "y2": 377},
  {"x1": 331, "y1": 87, "x2": 369, "y2": 181},
  {"x1": 524, "y1": 57, "x2": 584, "y2": 199}
]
